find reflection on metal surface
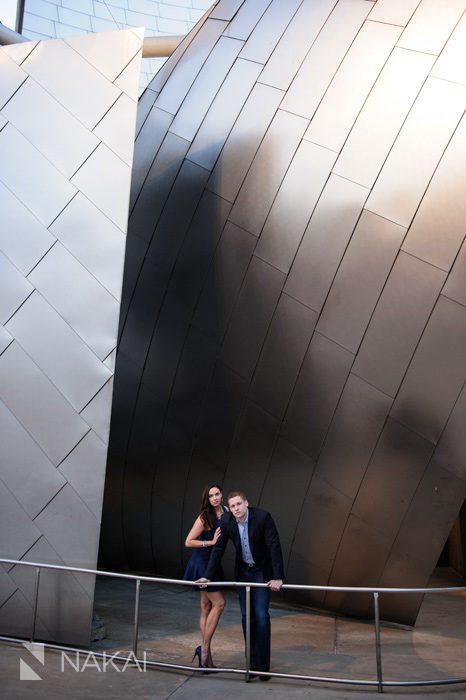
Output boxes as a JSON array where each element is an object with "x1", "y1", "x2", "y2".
[
  {"x1": 0, "y1": 30, "x2": 143, "y2": 644},
  {"x1": 98, "y1": 0, "x2": 466, "y2": 626}
]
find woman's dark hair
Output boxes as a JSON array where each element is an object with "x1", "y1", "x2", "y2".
[{"x1": 200, "y1": 483, "x2": 223, "y2": 530}]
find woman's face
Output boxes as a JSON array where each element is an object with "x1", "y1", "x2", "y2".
[{"x1": 208, "y1": 487, "x2": 222, "y2": 508}]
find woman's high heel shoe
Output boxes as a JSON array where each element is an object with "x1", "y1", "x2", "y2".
[{"x1": 192, "y1": 646, "x2": 202, "y2": 666}]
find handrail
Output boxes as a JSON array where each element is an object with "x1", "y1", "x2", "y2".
[{"x1": 1, "y1": 556, "x2": 466, "y2": 693}]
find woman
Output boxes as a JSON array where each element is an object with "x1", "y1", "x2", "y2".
[{"x1": 184, "y1": 483, "x2": 228, "y2": 669}]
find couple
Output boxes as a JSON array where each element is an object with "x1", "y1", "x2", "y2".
[{"x1": 184, "y1": 485, "x2": 283, "y2": 679}]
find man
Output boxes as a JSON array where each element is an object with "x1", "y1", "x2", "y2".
[{"x1": 198, "y1": 490, "x2": 284, "y2": 680}]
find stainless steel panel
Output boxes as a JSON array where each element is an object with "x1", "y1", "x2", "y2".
[
  {"x1": 316, "y1": 210, "x2": 406, "y2": 354},
  {"x1": 259, "y1": 436, "x2": 315, "y2": 563},
  {"x1": 207, "y1": 82, "x2": 283, "y2": 203},
  {"x1": 167, "y1": 326, "x2": 220, "y2": 437},
  {"x1": 0, "y1": 251, "x2": 33, "y2": 324},
  {"x1": 194, "y1": 362, "x2": 248, "y2": 467},
  {"x1": 249, "y1": 293, "x2": 318, "y2": 420},
  {"x1": 353, "y1": 252, "x2": 447, "y2": 397},
  {"x1": 284, "y1": 174, "x2": 369, "y2": 312},
  {"x1": 0, "y1": 399, "x2": 66, "y2": 519},
  {"x1": 0, "y1": 343, "x2": 90, "y2": 465},
  {"x1": 314, "y1": 373, "x2": 392, "y2": 500},
  {"x1": 0, "y1": 326, "x2": 13, "y2": 356},
  {"x1": 255, "y1": 140, "x2": 337, "y2": 272},
  {"x1": 443, "y1": 238, "x2": 466, "y2": 307},
  {"x1": 1, "y1": 40, "x2": 38, "y2": 66},
  {"x1": 239, "y1": 0, "x2": 302, "y2": 64},
  {"x1": 224, "y1": 400, "x2": 279, "y2": 504},
  {"x1": 352, "y1": 418, "x2": 434, "y2": 541},
  {"x1": 0, "y1": 590, "x2": 38, "y2": 641},
  {"x1": 366, "y1": 77, "x2": 466, "y2": 229},
  {"x1": 430, "y1": 383, "x2": 466, "y2": 482},
  {"x1": 2, "y1": 77, "x2": 99, "y2": 179},
  {"x1": 0, "y1": 49, "x2": 27, "y2": 109},
  {"x1": 118, "y1": 258, "x2": 169, "y2": 369},
  {"x1": 49, "y1": 192, "x2": 126, "y2": 301},
  {"x1": 22, "y1": 39, "x2": 121, "y2": 129},
  {"x1": 430, "y1": 11, "x2": 466, "y2": 85},
  {"x1": 134, "y1": 86, "x2": 158, "y2": 138},
  {"x1": 93, "y1": 92, "x2": 137, "y2": 166},
  {"x1": 0, "y1": 480, "x2": 41, "y2": 559},
  {"x1": 401, "y1": 114, "x2": 466, "y2": 271},
  {"x1": 221, "y1": 255, "x2": 285, "y2": 381},
  {"x1": 114, "y1": 50, "x2": 144, "y2": 100},
  {"x1": 0, "y1": 123, "x2": 76, "y2": 228},
  {"x1": 129, "y1": 131, "x2": 190, "y2": 244},
  {"x1": 283, "y1": 332, "x2": 354, "y2": 460},
  {"x1": 281, "y1": 0, "x2": 372, "y2": 119},
  {"x1": 258, "y1": 0, "x2": 337, "y2": 90},
  {"x1": 368, "y1": 0, "x2": 421, "y2": 26},
  {"x1": 304, "y1": 21, "x2": 402, "y2": 153},
  {"x1": 397, "y1": 0, "x2": 465, "y2": 55},
  {"x1": 169, "y1": 37, "x2": 243, "y2": 143},
  {"x1": 187, "y1": 58, "x2": 262, "y2": 171},
  {"x1": 28, "y1": 242, "x2": 120, "y2": 360},
  {"x1": 224, "y1": 0, "x2": 272, "y2": 40},
  {"x1": 34, "y1": 484, "x2": 101, "y2": 567},
  {"x1": 71, "y1": 142, "x2": 132, "y2": 232},
  {"x1": 0, "y1": 113, "x2": 6, "y2": 131},
  {"x1": 146, "y1": 159, "x2": 210, "y2": 273},
  {"x1": 64, "y1": 26, "x2": 143, "y2": 82},
  {"x1": 117, "y1": 232, "x2": 148, "y2": 334},
  {"x1": 168, "y1": 190, "x2": 231, "y2": 308},
  {"x1": 229, "y1": 109, "x2": 309, "y2": 236},
  {"x1": 333, "y1": 48, "x2": 435, "y2": 189},
  {"x1": 6, "y1": 292, "x2": 112, "y2": 412},
  {"x1": 192, "y1": 221, "x2": 256, "y2": 343},
  {"x1": 58, "y1": 430, "x2": 107, "y2": 520},
  {"x1": 210, "y1": 0, "x2": 245, "y2": 20},
  {"x1": 155, "y1": 19, "x2": 228, "y2": 115},
  {"x1": 0, "y1": 567, "x2": 16, "y2": 607},
  {"x1": 130, "y1": 106, "x2": 173, "y2": 211},
  {"x1": 391, "y1": 295, "x2": 466, "y2": 444},
  {"x1": 80, "y1": 378, "x2": 113, "y2": 444}
]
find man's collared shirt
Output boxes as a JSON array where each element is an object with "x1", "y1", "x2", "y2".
[{"x1": 237, "y1": 510, "x2": 255, "y2": 565}]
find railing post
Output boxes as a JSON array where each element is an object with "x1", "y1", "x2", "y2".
[
  {"x1": 30, "y1": 567, "x2": 41, "y2": 643},
  {"x1": 373, "y1": 591, "x2": 383, "y2": 693},
  {"x1": 245, "y1": 585, "x2": 251, "y2": 681},
  {"x1": 132, "y1": 578, "x2": 141, "y2": 657}
]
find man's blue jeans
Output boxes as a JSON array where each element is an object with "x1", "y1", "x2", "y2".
[{"x1": 238, "y1": 565, "x2": 271, "y2": 671}]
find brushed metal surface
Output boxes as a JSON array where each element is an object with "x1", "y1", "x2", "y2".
[
  {"x1": 187, "y1": 58, "x2": 262, "y2": 171},
  {"x1": 314, "y1": 373, "x2": 392, "y2": 500},
  {"x1": 80, "y1": 379, "x2": 114, "y2": 444},
  {"x1": 401, "y1": 114, "x2": 466, "y2": 271},
  {"x1": 255, "y1": 139, "x2": 337, "y2": 272},
  {"x1": 333, "y1": 47, "x2": 435, "y2": 188},
  {"x1": 93, "y1": 92, "x2": 137, "y2": 166},
  {"x1": 352, "y1": 252, "x2": 447, "y2": 397},
  {"x1": 368, "y1": 0, "x2": 421, "y2": 26},
  {"x1": 239, "y1": 0, "x2": 302, "y2": 65},
  {"x1": 210, "y1": 0, "x2": 245, "y2": 20},
  {"x1": 0, "y1": 480, "x2": 41, "y2": 559},
  {"x1": 229, "y1": 109, "x2": 309, "y2": 236},
  {"x1": 284, "y1": 173, "x2": 369, "y2": 312},
  {"x1": 366, "y1": 77, "x2": 466, "y2": 229},
  {"x1": 430, "y1": 11, "x2": 466, "y2": 85},
  {"x1": 249, "y1": 292, "x2": 318, "y2": 420},
  {"x1": 391, "y1": 295, "x2": 466, "y2": 444},
  {"x1": 281, "y1": 0, "x2": 372, "y2": 119},
  {"x1": 304, "y1": 21, "x2": 402, "y2": 153},
  {"x1": 221, "y1": 255, "x2": 285, "y2": 380},
  {"x1": 0, "y1": 48, "x2": 27, "y2": 108},
  {"x1": 0, "y1": 326, "x2": 13, "y2": 356},
  {"x1": 443, "y1": 237, "x2": 466, "y2": 307},
  {"x1": 316, "y1": 210, "x2": 406, "y2": 354},
  {"x1": 258, "y1": 0, "x2": 337, "y2": 91},
  {"x1": 397, "y1": 0, "x2": 465, "y2": 55},
  {"x1": 224, "y1": 0, "x2": 272, "y2": 40},
  {"x1": 58, "y1": 430, "x2": 107, "y2": 520},
  {"x1": 207, "y1": 81, "x2": 284, "y2": 203},
  {"x1": 430, "y1": 383, "x2": 466, "y2": 482},
  {"x1": 0, "y1": 251, "x2": 33, "y2": 324},
  {"x1": 64, "y1": 27, "x2": 143, "y2": 82}
]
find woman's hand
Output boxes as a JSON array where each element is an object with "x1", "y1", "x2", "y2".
[{"x1": 211, "y1": 527, "x2": 221, "y2": 545}]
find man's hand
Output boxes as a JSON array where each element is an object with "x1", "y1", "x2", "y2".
[
  {"x1": 267, "y1": 579, "x2": 283, "y2": 591},
  {"x1": 196, "y1": 577, "x2": 210, "y2": 588}
]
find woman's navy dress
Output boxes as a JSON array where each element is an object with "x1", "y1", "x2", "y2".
[{"x1": 184, "y1": 506, "x2": 227, "y2": 591}]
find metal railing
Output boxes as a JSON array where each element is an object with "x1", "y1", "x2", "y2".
[{"x1": 1, "y1": 557, "x2": 466, "y2": 693}]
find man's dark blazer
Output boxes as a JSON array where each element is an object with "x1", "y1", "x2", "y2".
[{"x1": 205, "y1": 507, "x2": 284, "y2": 582}]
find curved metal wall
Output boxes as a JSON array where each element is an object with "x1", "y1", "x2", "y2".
[{"x1": 102, "y1": 0, "x2": 466, "y2": 625}]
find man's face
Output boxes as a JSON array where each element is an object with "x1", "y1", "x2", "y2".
[{"x1": 228, "y1": 496, "x2": 248, "y2": 521}]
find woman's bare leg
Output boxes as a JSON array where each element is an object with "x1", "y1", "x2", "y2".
[
  {"x1": 199, "y1": 591, "x2": 212, "y2": 654},
  {"x1": 202, "y1": 591, "x2": 225, "y2": 666}
]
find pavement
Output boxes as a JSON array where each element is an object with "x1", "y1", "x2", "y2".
[{"x1": 2, "y1": 568, "x2": 466, "y2": 699}]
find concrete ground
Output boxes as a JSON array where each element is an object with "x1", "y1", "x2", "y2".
[{"x1": 2, "y1": 568, "x2": 466, "y2": 699}]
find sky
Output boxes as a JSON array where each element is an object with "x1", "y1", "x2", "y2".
[{"x1": 1, "y1": 0, "x2": 19, "y2": 30}]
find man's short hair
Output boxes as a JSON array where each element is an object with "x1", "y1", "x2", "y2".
[{"x1": 227, "y1": 490, "x2": 247, "y2": 503}]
